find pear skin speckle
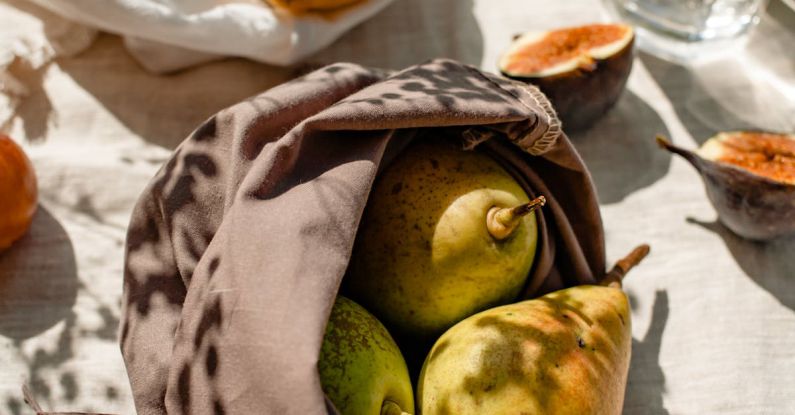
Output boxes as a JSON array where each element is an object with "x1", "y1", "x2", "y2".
[
  {"x1": 346, "y1": 136, "x2": 539, "y2": 339},
  {"x1": 418, "y1": 286, "x2": 632, "y2": 415},
  {"x1": 318, "y1": 297, "x2": 414, "y2": 415}
]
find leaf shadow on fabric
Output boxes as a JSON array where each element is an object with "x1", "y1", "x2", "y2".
[
  {"x1": 569, "y1": 90, "x2": 671, "y2": 205},
  {"x1": 354, "y1": 61, "x2": 524, "y2": 112},
  {"x1": 120, "y1": 142, "x2": 219, "y2": 333},
  {"x1": 623, "y1": 289, "x2": 670, "y2": 415},
  {"x1": 4, "y1": 307, "x2": 124, "y2": 415},
  {"x1": 422, "y1": 290, "x2": 624, "y2": 414},
  {"x1": 173, "y1": 258, "x2": 226, "y2": 415},
  {"x1": 120, "y1": 129, "x2": 231, "y2": 413},
  {"x1": 5, "y1": 61, "x2": 53, "y2": 143},
  {"x1": 687, "y1": 218, "x2": 795, "y2": 311},
  {"x1": 1, "y1": 0, "x2": 62, "y2": 142},
  {"x1": 0, "y1": 206, "x2": 83, "y2": 414}
]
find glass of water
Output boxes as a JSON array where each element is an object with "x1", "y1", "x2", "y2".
[{"x1": 605, "y1": 0, "x2": 770, "y2": 62}]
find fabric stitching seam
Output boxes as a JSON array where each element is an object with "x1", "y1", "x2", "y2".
[{"x1": 461, "y1": 64, "x2": 561, "y2": 156}]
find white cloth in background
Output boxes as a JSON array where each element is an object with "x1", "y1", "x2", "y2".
[
  {"x1": 0, "y1": 1, "x2": 96, "y2": 131},
  {"x1": 0, "y1": 0, "x2": 393, "y2": 130},
  {"x1": 26, "y1": 0, "x2": 395, "y2": 72}
]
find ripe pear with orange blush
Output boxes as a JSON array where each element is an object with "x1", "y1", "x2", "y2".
[{"x1": 418, "y1": 245, "x2": 650, "y2": 415}]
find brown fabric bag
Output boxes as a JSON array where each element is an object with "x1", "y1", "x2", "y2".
[{"x1": 121, "y1": 59, "x2": 605, "y2": 415}]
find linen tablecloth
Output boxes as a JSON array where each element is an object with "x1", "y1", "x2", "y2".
[{"x1": 1, "y1": 0, "x2": 794, "y2": 413}]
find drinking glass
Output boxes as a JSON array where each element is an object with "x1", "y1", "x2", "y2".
[{"x1": 605, "y1": 0, "x2": 770, "y2": 62}]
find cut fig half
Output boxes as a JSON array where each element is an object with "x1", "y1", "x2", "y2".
[
  {"x1": 499, "y1": 23, "x2": 635, "y2": 132},
  {"x1": 696, "y1": 131, "x2": 795, "y2": 185},
  {"x1": 657, "y1": 132, "x2": 795, "y2": 241}
]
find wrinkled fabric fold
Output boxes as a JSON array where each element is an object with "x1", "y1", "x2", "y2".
[
  {"x1": 121, "y1": 59, "x2": 605, "y2": 415},
  {"x1": 28, "y1": 0, "x2": 396, "y2": 72}
]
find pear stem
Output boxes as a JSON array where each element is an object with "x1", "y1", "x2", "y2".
[
  {"x1": 381, "y1": 400, "x2": 411, "y2": 415},
  {"x1": 487, "y1": 195, "x2": 546, "y2": 240},
  {"x1": 600, "y1": 244, "x2": 651, "y2": 289}
]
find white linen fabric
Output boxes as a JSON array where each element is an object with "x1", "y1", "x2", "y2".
[
  {"x1": 0, "y1": 1, "x2": 96, "y2": 130},
  {"x1": 0, "y1": 0, "x2": 393, "y2": 131},
  {"x1": 27, "y1": 0, "x2": 395, "y2": 72}
]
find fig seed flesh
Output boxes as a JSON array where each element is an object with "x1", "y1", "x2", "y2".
[
  {"x1": 499, "y1": 24, "x2": 634, "y2": 131},
  {"x1": 698, "y1": 132, "x2": 795, "y2": 185},
  {"x1": 501, "y1": 24, "x2": 632, "y2": 76}
]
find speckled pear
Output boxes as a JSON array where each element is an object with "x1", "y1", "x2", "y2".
[
  {"x1": 345, "y1": 136, "x2": 544, "y2": 339},
  {"x1": 417, "y1": 245, "x2": 650, "y2": 415},
  {"x1": 318, "y1": 296, "x2": 414, "y2": 415}
]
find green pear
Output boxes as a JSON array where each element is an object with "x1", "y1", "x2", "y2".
[
  {"x1": 346, "y1": 136, "x2": 545, "y2": 339},
  {"x1": 418, "y1": 245, "x2": 650, "y2": 415},
  {"x1": 318, "y1": 296, "x2": 414, "y2": 415}
]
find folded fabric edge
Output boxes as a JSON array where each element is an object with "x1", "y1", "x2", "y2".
[{"x1": 297, "y1": 59, "x2": 563, "y2": 161}]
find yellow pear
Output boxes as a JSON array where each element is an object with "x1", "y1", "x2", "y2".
[
  {"x1": 346, "y1": 136, "x2": 545, "y2": 339},
  {"x1": 417, "y1": 245, "x2": 650, "y2": 415}
]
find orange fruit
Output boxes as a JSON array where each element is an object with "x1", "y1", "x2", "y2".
[{"x1": 0, "y1": 134, "x2": 38, "y2": 250}]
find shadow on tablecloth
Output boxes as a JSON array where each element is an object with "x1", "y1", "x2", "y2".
[
  {"x1": 0, "y1": 206, "x2": 77, "y2": 340},
  {"x1": 314, "y1": 0, "x2": 483, "y2": 70},
  {"x1": 639, "y1": 48, "x2": 794, "y2": 144},
  {"x1": 638, "y1": 0, "x2": 795, "y2": 142},
  {"x1": 0, "y1": 207, "x2": 79, "y2": 413},
  {"x1": 570, "y1": 90, "x2": 672, "y2": 205},
  {"x1": 51, "y1": 34, "x2": 295, "y2": 150},
  {"x1": 687, "y1": 218, "x2": 795, "y2": 311},
  {"x1": 1, "y1": 206, "x2": 125, "y2": 413},
  {"x1": 749, "y1": 0, "x2": 795, "y2": 86},
  {"x1": 624, "y1": 289, "x2": 671, "y2": 415}
]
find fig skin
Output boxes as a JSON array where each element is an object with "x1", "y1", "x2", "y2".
[
  {"x1": 657, "y1": 136, "x2": 795, "y2": 241},
  {"x1": 500, "y1": 26, "x2": 634, "y2": 132}
]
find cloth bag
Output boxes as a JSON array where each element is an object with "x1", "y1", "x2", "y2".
[{"x1": 121, "y1": 59, "x2": 606, "y2": 414}]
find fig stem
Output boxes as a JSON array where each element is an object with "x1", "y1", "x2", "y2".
[
  {"x1": 381, "y1": 400, "x2": 410, "y2": 415},
  {"x1": 656, "y1": 135, "x2": 702, "y2": 171},
  {"x1": 487, "y1": 196, "x2": 546, "y2": 240},
  {"x1": 600, "y1": 244, "x2": 651, "y2": 289}
]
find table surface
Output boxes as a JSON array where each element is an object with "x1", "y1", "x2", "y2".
[{"x1": 1, "y1": 0, "x2": 794, "y2": 414}]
